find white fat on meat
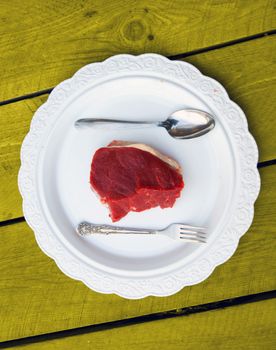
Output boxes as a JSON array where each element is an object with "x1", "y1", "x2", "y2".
[{"x1": 108, "y1": 140, "x2": 181, "y2": 173}]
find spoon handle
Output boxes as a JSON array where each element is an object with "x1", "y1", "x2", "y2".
[{"x1": 75, "y1": 118, "x2": 159, "y2": 130}]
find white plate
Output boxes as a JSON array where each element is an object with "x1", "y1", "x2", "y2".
[{"x1": 19, "y1": 54, "x2": 260, "y2": 299}]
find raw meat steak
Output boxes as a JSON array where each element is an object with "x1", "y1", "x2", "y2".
[{"x1": 90, "y1": 141, "x2": 184, "y2": 222}]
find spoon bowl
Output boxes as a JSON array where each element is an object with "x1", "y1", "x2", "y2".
[{"x1": 161, "y1": 109, "x2": 215, "y2": 139}]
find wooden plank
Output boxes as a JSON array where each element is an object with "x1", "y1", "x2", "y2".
[
  {"x1": 1, "y1": 36, "x2": 275, "y2": 222},
  {"x1": 0, "y1": 166, "x2": 275, "y2": 342},
  {"x1": 0, "y1": 0, "x2": 275, "y2": 101},
  {"x1": 9, "y1": 299, "x2": 276, "y2": 350},
  {"x1": 185, "y1": 37, "x2": 276, "y2": 163},
  {"x1": 0, "y1": 95, "x2": 48, "y2": 221}
]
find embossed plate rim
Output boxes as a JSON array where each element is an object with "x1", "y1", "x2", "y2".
[{"x1": 18, "y1": 54, "x2": 260, "y2": 299}]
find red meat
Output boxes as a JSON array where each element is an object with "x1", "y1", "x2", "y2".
[{"x1": 90, "y1": 141, "x2": 184, "y2": 222}]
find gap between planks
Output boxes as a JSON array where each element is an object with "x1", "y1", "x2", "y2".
[
  {"x1": 0, "y1": 29, "x2": 275, "y2": 107},
  {"x1": 0, "y1": 290, "x2": 275, "y2": 349}
]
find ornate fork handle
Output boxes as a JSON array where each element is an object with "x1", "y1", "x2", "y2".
[{"x1": 77, "y1": 222, "x2": 155, "y2": 236}]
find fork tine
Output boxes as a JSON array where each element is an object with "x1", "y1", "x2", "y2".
[
  {"x1": 180, "y1": 228, "x2": 206, "y2": 235},
  {"x1": 180, "y1": 229, "x2": 205, "y2": 234},
  {"x1": 179, "y1": 225, "x2": 207, "y2": 231},
  {"x1": 179, "y1": 232, "x2": 206, "y2": 239},
  {"x1": 179, "y1": 236, "x2": 207, "y2": 243}
]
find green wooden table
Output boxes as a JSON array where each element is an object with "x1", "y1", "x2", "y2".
[{"x1": 1, "y1": 1, "x2": 276, "y2": 349}]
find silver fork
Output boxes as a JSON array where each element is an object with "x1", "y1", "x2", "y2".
[{"x1": 77, "y1": 222, "x2": 207, "y2": 243}]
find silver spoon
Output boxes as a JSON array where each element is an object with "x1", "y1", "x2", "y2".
[{"x1": 74, "y1": 109, "x2": 215, "y2": 139}]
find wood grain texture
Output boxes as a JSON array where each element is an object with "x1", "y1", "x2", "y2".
[
  {"x1": 0, "y1": 95, "x2": 48, "y2": 221},
  {"x1": 1, "y1": 36, "x2": 275, "y2": 222},
  {"x1": 185, "y1": 36, "x2": 276, "y2": 163},
  {"x1": 0, "y1": 0, "x2": 275, "y2": 100},
  {"x1": 0, "y1": 166, "x2": 275, "y2": 342},
  {"x1": 6, "y1": 299, "x2": 276, "y2": 349}
]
